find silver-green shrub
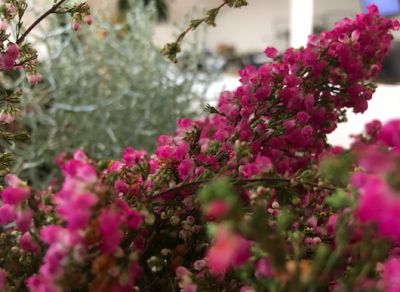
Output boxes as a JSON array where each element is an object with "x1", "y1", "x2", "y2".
[{"x1": 14, "y1": 0, "x2": 212, "y2": 186}]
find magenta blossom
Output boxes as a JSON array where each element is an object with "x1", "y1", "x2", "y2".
[
  {"x1": 382, "y1": 257, "x2": 400, "y2": 292},
  {"x1": 379, "y1": 119, "x2": 400, "y2": 147},
  {"x1": 207, "y1": 226, "x2": 251, "y2": 275}
]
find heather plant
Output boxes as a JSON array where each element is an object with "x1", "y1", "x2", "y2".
[
  {"x1": 13, "y1": 0, "x2": 211, "y2": 187},
  {"x1": 1, "y1": 5, "x2": 400, "y2": 292},
  {"x1": 0, "y1": 0, "x2": 91, "y2": 185}
]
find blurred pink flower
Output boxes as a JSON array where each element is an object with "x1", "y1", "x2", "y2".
[
  {"x1": 207, "y1": 226, "x2": 251, "y2": 275},
  {"x1": 382, "y1": 257, "x2": 400, "y2": 292}
]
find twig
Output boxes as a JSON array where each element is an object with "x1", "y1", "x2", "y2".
[
  {"x1": 17, "y1": 0, "x2": 68, "y2": 45},
  {"x1": 152, "y1": 177, "x2": 335, "y2": 200},
  {"x1": 152, "y1": 177, "x2": 289, "y2": 199},
  {"x1": 162, "y1": 0, "x2": 250, "y2": 62}
]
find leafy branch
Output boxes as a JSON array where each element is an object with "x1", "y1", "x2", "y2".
[{"x1": 161, "y1": 0, "x2": 248, "y2": 63}]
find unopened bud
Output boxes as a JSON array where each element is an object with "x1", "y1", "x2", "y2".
[
  {"x1": 72, "y1": 21, "x2": 81, "y2": 31},
  {"x1": 85, "y1": 15, "x2": 93, "y2": 25}
]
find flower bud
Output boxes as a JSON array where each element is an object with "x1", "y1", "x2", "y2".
[
  {"x1": 72, "y1": 21, "x2": 81, "y2": 31},
  {"x1": 85, "y1": 15, "x2": 93, "y2": 25}
]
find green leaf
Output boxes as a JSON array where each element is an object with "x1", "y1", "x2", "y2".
[
  {"x1": 325, "y1": 189, "x2": 352, "y2": 209},
  {"x1": 318, "y1": 152, "x2": 354, "y2": 186},
  {"x1": 277, "y1": 209, "x2": 295, "y2": 231},
  {"x1": 190, "y1": 19, "x2": 203, "y2": 29},
  {"x1": 198, "y1": 177, "x2": 237, "y2": 206},
  {"x1": 205, "y1": 104, "x2": 218, "y2": 114},
  {"x1": 226, "y1": 0, "x2": 249, "y2": 8},
  {"x1": 205, "y1": 8, "x2": 219, "y2": 26}
]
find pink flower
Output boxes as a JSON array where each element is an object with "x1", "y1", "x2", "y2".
[
  {"x1": 365, "y1": 120, "x2": 382, "y2": 137},
  {"x1": 54, "y1": 152, "x2": 67, "y2": 166},
  {"x1": 296, "y1": 112, "x2": 310, "y2": 125},
  {"x1": 122, "y1": 147, "x2": 146, "y2": 167},
  {"x1": 193, "y1": 259, "x2": 207, "y2": 271},
  {"x1": 73, "y1": 149, "x2": 88, "y2": 161},
  {"x1": 0, "y1": 268, "x2": 5, "y2": 290},
  {"x1": 28, "y1": 74, "x2": 43, "y2": 85},
  {"x1": 255, "y1": 258, "x2": 273, "y2": 278},
  {"x1": 207, "y1": 226, "x2": 251, "y2": 275},
  {"x1": 0, "y1": 112, "x2": 14, "y2": 123},
  {"x1": 176, "y1": 266, "x2": 190, "y2": 277},
  {"x1": 108, "y1": 161, "x2": 124, "y2": 173},
  {"x1": 40, "y1": 225, "x2": 71, "y2": 246},
  {"x1": 241, "y1": 156, "x2": 272, "y2": 178},
  {"x1": 175, "y1": 143, "x2": 189, "y2": 160},
  {"x1": 301, "y1": 125, "x2": 314, "y2": 138},
  {"x1": 26, "y1": 275, "x2": 55, "y2": 292},
  {"x1": 55, "y1": 191, "x2": 97, "y2": 230},
  {"x1": 61, "y1": 159, "x2": 97, "y2": 182},
  {"x1": 157, "y1": 135, "x2": 173, "y2": 145},
  {"x1": 0, "y1": 21, "x2": 8, "y2": 31},
  {"x1": 114, "y1": 179, "x2": 129, "y2": 194},
  {"x1": 326, "y1": 214, "x2": 338, "y2": 235},
  {"x1": 99, "y1": 208, "x2": 123, "y2": 253},
  {"x1": 177, "y1": 118, "x2": 193, "y2": 129},
  {"x1": 4, "y1": 174, "x2": 23, "y2": 188},
  {"x1": 125, "y1": 209, "x2": 143, "y2": 229},
  {"x1": 20, "y1": 232, "x2": 39, "y2": 253},
  {"x1": 16, "y1": 209, "x2": 33, "y2": 233},
  {"x1": 205, "y1": 200, "x2": 230, "y2": 220},
  {"x1": 0, "y1": 204, "x2": 16, "y2": 224},
  {"x1": 39, "y1": 245, "x2": 67, "y2": 279},
  {"x1": 379, "y1": 119, "x2": 400, "y2": 147},
  {"x1": 178, "y1": 159, "x2": 194, "y2": 180},
  {"x1": 1, "y1": 186, "x2": 30, "y2": 205},
  {"x1": 156, "y1": 145, "x2": 175, "y2": 160},
  {"x1": 351, "y1": 30, "x2": 360, "y2": 43},
  {"x1": 72, "y1": 21, "x2": 81, "y2": 31},
  {"x1": 355, "y1": 176, "x2": 400, "y2": 242},
  {"x1": 264, "y1": 47, "x2": 279, "y2": 59},
  {"x1": 241, "y1": 162, "x2": 258, "y2": 178},
  {"x1": 255, "y1": 156, "x2": 272, "y2": 172},
  {"x1": 7, "y1": 43, "x2": 19, "y2": 59},
  {"x1": 183, "y1": 284, "x2": 197, "y2": 292},
  {"x1": 382, "y1": 257, "x2": 400, "y2": 292},
  {"x1": 85, "y1": 15, "x2": 93, "y2": 25}
]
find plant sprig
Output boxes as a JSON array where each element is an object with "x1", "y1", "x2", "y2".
[{"x1": 161, "y1": 0, "x2": 248, "y2": 63}]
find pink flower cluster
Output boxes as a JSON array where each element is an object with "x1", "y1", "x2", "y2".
[
  {"x1": 26, "y1": 150, "x2": 144, "y2": 290},
  {"x1": 352, "y1": 119, "x2": 400, "y2": 242},
  {"x1": 197, "y1": 5, "x2": 398, "y2": 176},
  {"x1": 0, "y1": 43, "x2": 19, "y2": 70}
]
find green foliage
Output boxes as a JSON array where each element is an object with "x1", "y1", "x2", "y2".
[
  {"x1": 198, "y1": 177, "x2": 237, "y2": 205},
  {"x1": 14, "y1": 0, "x2": 213, "y2": 186},
  {"x1": 119, "y1": 0, "x2": 168, "y2": 21},
  {"x1": 318, "y1": 152, "x2": 354, "y2": 186},
  {"x1": 325, "y1": 189, "x2": 352, "y2": 209}
]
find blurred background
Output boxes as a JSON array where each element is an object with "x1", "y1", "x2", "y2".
[{"x1": 9, "y1": 0, "x2": 400, "y2": 185}]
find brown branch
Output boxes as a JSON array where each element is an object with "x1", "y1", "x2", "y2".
[
  {"x1": 17, "y1": 0, "x2": 68, "y2": 45},
  {"x1": 152, "y1": 177, "x2": 335, "y2": 200},
  {"x1": 177, "y1": 1, "x2": 227, "y2": 43},
  {"x1": 152, "y1": 177, "x2": 291, "y2": 199}
]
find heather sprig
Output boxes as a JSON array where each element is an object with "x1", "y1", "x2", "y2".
[
  {"x1": 161, "y1": 0, "x2": 248, "y2": 63},
  {"x1": 0, "y1": 0, "x2": 92, "y2": 185}
]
